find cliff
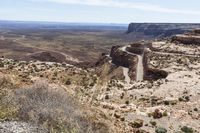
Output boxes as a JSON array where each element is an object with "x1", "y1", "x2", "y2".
[
  {"x1": 127, "y1": 23, "x2": 200, "y2": 37},
  {"x1": 96, "y1": 41, "x2": 168, "y2": 82},
  {"x1": 172, "y1": 29, "x2": 200, "y2": 45}
]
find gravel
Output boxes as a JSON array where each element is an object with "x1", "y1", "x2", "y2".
[{"x1": 0, "y1": 121, "x2": 47, "y2": 133}]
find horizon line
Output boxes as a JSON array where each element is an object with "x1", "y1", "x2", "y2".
[{"x1": 0, "y1": 19, "x2": 200, "y2": 25}]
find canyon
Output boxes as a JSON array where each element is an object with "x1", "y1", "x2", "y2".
[{"x1": 0, "y1": 22, "x2": 200, "y2": 132}]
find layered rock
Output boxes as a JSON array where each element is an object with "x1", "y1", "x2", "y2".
[
  {"x1": 110, "y1": 46, "x2": 138, "y2": 68},
  {"x1": 127, "y1": 23, "x2": 200, "y2": 37},
  {"x1": 171, "y1": 29, "x2": 200, "y2": 45},
  {"x1": 110, "y1": 46, "x2": 138, "y2": 80},
  {"x1": 192, "y1": 29, "x2": 200, "y2": 34},
  {"x1": 96, "y1": 42, "x2": 168, "y2": 82},
  {"x1": 143, "y1": 49, "x2": 168, "y2": 80}
]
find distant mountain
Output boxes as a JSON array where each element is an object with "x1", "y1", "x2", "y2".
[
  {"x1": 127, "y1": 23, "x2": 200, "y2": 37},
  {"x1": 0, "y1": 20, "x2": 128, "y2": 30}
]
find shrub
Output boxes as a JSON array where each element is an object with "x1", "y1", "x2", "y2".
[
  {"x1": 65, "y1": 79, "x2": 71, "y2": 85},
  {"x1": 150, "y1": 121, "x2": 157, "y2": 126},
  {"x1": 0, "y1": 61, "x2": 4, "y2": 67},
  {"x1": 162, "y1": 111, "x2": 168, "y2": 117},
  {"x1": 155, "y1": 127, "x2": 167, "y2": 133},
  {"x1": 0, "y1": 105, "x2": 17, "y2": 120},
  {"x1": 152, "y1": 109, "x2": 163, "y2": 119},
  {"x1": 13, "y1": 81, "x2": 109, "y2": 133},
  {"x1": 0, "y1": 75, "x2": 16, "y2": 102},
  {"x1": 181, "y1": 126, "x2": 193, "y2": 133},
  {"x1": 0, "y1": 75, "x2": 18, "y2": 120}
]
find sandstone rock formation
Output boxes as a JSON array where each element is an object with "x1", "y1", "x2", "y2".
[
  {"x1": 172, "y1": 29, "x2": 200, "y2": 45},
  {"x1": 96, "y1": 41, "x2": 168, "y2": 82},
  {"x1": 127, "y1": 23, "x2": 200, "y2": 37},
  {"x1": 172, "y1": 35, "x2": 200, "y2": 45},
  {"x1": 192, "y1": 29, "x2": 200, "y2": 34}
]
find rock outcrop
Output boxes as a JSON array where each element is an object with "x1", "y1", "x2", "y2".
[
  {"x1": 96, "y1": 41, "x2": 168, "y2": 82},
  {"x1": 193, "y1": 29, "x2": 200, "y2": 34},
  {"x1": 172, "y1": 35, "x2": 200, "y2": 45},
  {"x1": 172, "y1": 29, "x2": 200, "y2": 45},
  {"x1": 110, "y1": 46, "x2": 138, "y2": 68},
  {"x1": 144, "y1": 68, "x2": 168, "y2": 81}
]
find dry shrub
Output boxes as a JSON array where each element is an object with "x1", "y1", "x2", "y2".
[
  {"x1": 13, "y1": 81, "x2": 109, "y2": 133},
  {"x1": 0, "y1": 75, "x2": 18, "y2": 120},
  {"x1": 0, "y1": 75, "x2": 15, "y2": 99}
]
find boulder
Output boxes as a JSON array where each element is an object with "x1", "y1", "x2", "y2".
[
  {"x1": 129, "y1": 119, "x2": 144, "y2": 128},
  {"x1": 144, "y1": 68, "x2": 168, "y2": 81}
]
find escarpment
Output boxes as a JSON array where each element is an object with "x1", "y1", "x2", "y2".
[
  {"x1": 172, "y1": 29, "x2": 200, "y2": 45},
  {"x1": 127, "y1": 23, "x2": 200, "y2": 37}
]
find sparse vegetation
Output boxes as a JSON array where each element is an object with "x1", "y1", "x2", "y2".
[
  {"x1": 65, "y1": 79, "x2": 72, "y2": 85},
  {"x1": 0, "y1": 26, "x2": 200, "y2": 132},
  {"x1": 0, "y1": 75, "x2": 18, "y2": 121},
  {"x1": 0, "y1": 61, "x2": 4, "y2": 67},
  {"x1": 150, "y1": 121, "x2": 157, "y2": 127},
  {"x1": 155, "y1": 127, "x2": 167, "y2": 133},
  {"x1": 0, "y1": 78, "x2": 110, "y2": 133},
  {"x1": 129, "y1": 119, "x2": 143, "y2": 128},
  {"x1": 181, "y1": 126, "x2": 193, "y2": 133},
  {"x1": 152, "y1": 109, "x2": 163, "y2": 119}
]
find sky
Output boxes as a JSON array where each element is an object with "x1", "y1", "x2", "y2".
[{"x1": 0, "y1": 0, "x2": 200, "y2": 24}]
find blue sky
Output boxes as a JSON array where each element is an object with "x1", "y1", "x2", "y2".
[{"x1": 0, "y1": 0, "x2": 200, "y2": 23}]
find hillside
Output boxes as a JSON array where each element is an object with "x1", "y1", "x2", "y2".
[{"x1": 0, "y1": 29, "x2": 200, "y2": 132}]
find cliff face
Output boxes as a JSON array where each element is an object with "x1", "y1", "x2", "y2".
[
  {"x1": 172, "y1": 29, "x2": 200, "y2": 45},
  {"x1": 110, "y1": 46, "x2": 138, "y2": 80},
  {"x1": 96, "y1": 42, "x2": 168, "y2": 82},
  {"x1": 110, "y1": 46, "x2": 138, "y2": 68},
  {"x1": 127, "y1": 23, "x2": 200, "y2": 37}
]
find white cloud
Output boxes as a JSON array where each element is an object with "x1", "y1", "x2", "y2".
[{"x1": 31, "y1": 0, "x2": 200, "y2": 15}]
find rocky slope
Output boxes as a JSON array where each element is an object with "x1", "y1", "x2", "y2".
[
  {"x1": 0, "y1": 29, "x2": 200, "y2": 132},
  {"x1": 94, "y1": 29, "x2": 200, "y2": 132}
]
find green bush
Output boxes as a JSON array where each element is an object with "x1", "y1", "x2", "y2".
[
  {"x1": 155, "y1": 127, "x2": 167, "y2": 133},
  {"x1": 181, "y1": 126, "x2": 193, "y2": 133}
]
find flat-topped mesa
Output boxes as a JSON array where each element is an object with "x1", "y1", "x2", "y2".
[
  {"x1": 171, "y1": 29, "x2": 200, "y2": 45},
  {"x1": 127, "y1": 23, "x2": 200, "y2": 37}
]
